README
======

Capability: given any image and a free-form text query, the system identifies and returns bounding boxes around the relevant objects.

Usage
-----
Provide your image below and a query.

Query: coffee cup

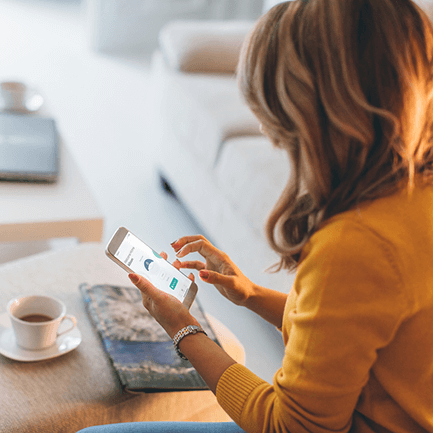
[0,81,43,113]
[7,295,77,351]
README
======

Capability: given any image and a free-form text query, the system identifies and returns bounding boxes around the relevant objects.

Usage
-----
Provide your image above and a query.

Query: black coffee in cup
[19,314,53,323]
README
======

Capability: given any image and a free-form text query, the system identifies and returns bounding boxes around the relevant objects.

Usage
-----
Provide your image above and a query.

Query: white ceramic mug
[7,295,77,350]
[0,81,43,113]
[0,81,28,112]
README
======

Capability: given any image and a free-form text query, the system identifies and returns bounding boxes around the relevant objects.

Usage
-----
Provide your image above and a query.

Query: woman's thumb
[129,273,140,285]
[129,273,156,296]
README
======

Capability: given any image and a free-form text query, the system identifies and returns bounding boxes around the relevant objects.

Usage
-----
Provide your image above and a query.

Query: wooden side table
[0,135,104,243]
[0,243,244,433]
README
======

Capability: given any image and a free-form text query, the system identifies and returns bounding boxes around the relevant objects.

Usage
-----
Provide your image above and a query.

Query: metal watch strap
[172,325,207,360]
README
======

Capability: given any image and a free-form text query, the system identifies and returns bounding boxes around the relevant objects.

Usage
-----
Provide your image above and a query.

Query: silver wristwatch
[172,325,207,360]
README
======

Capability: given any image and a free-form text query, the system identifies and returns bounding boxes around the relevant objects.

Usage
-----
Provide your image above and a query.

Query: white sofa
[148,20,294,375]
[147,0,433,298]
[149,19,296,297]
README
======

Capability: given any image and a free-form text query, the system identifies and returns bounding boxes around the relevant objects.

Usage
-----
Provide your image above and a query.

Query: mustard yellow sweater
[216,180,433,433]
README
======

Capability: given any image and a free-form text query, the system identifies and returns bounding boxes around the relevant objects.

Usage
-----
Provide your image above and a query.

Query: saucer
[0,312,81,362]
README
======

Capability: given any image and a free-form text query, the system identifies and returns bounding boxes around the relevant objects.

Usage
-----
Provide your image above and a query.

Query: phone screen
[114,232,192,303]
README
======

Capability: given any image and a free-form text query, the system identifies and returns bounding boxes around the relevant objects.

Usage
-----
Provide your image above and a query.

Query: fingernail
[129,273,139,284]
[199,270,209,280]
[171,240,178,246]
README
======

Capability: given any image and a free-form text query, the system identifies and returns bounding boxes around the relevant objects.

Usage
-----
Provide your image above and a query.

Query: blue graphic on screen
[144,259,153,271]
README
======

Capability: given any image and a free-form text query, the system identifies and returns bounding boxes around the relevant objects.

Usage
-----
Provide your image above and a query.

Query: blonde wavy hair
[238,0,433,271]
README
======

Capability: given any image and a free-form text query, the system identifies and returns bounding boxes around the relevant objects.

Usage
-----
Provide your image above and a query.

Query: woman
[80,0,433,432]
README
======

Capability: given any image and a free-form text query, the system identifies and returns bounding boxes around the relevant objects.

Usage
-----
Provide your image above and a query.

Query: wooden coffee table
[0,243,244,432]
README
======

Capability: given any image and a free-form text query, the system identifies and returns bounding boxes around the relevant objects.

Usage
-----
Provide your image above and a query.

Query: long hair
[237,0,433,271]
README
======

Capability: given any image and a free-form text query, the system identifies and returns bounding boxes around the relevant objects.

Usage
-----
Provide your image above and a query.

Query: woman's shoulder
[292,180,433,340]
[299,180,433,303]
[318,179,433,248]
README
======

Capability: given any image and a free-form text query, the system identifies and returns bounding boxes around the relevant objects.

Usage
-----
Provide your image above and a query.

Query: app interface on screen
[115,232,190,302]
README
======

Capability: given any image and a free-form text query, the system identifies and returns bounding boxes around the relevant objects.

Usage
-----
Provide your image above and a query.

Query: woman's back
[288,178,433,432]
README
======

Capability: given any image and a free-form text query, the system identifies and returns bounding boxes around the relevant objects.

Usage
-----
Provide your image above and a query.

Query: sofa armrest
[158,20,254,74]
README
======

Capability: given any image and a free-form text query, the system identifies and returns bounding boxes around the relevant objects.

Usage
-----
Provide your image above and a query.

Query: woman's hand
[171,235,256,307]
[128,252,200,339]
[130,250,237,394]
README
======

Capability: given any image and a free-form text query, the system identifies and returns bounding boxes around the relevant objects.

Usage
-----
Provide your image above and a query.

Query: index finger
[171,235,207,252]
[174,236,223,260]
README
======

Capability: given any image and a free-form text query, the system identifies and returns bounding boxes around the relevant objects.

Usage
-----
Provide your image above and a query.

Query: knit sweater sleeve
[216,217,408,433]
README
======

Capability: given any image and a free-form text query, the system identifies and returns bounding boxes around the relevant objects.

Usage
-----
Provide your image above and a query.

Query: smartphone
[105,227,198,309]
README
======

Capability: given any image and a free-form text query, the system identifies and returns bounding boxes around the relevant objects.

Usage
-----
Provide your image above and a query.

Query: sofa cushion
[151,51,260,168]
[262,0,289,12]
[159,20,254,74]
[215,136,290,236]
